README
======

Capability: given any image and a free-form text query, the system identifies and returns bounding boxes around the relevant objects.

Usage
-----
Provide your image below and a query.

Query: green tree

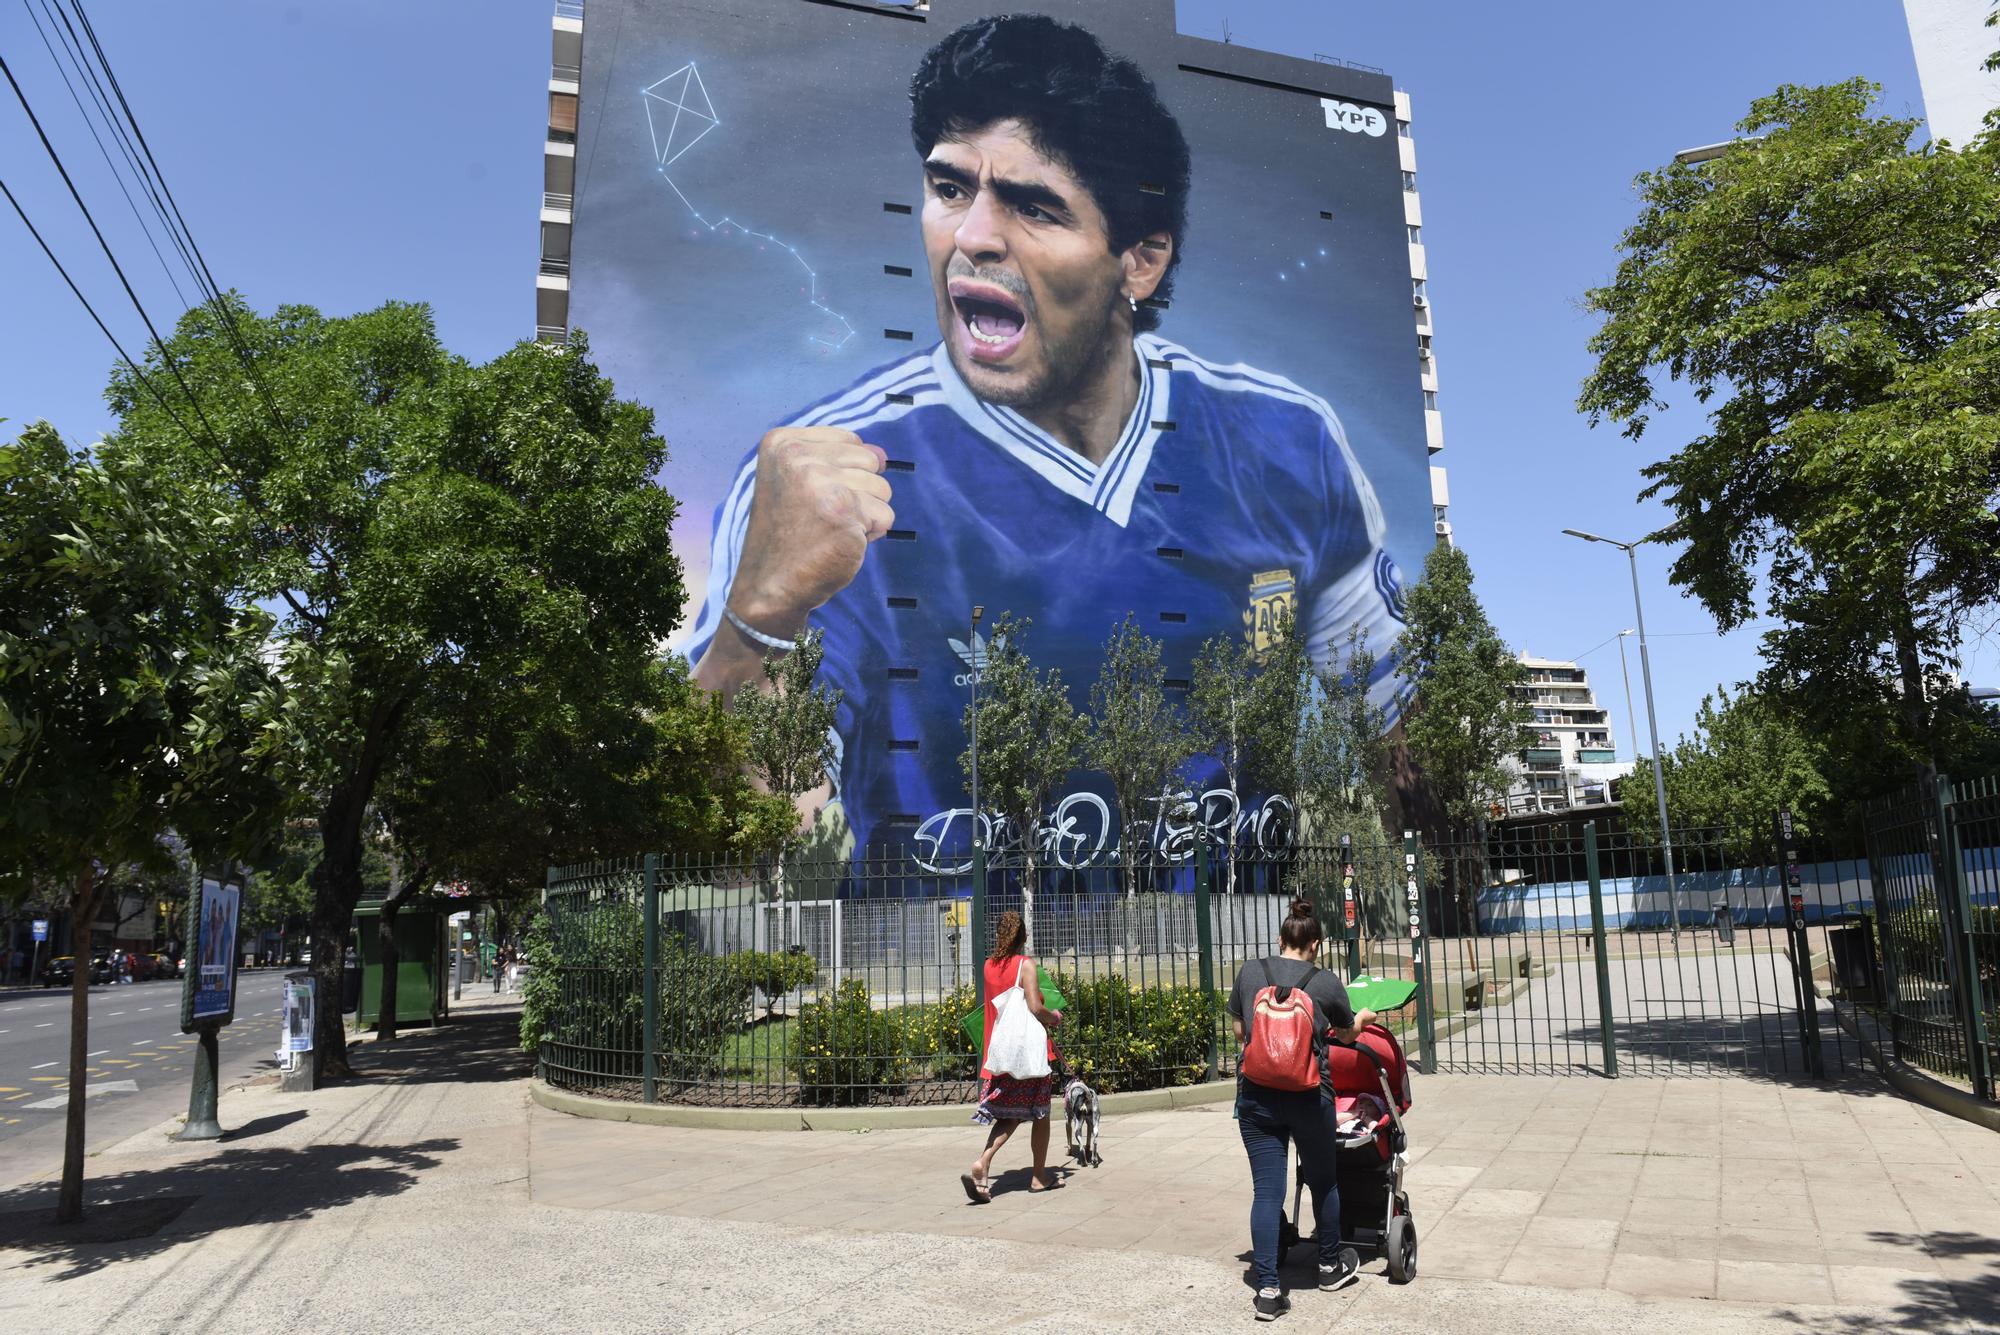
[1296,628,1396,936]
[1621,686,1835,854]
[958,614,1087,938]
[1188,612,1307,894]
[1579,80,2000,775]
[1087,615,1192,899]
[110,303,685,1076]
[1395,543,1530,930]
[0,423,280,1223]
[734,628,842,900]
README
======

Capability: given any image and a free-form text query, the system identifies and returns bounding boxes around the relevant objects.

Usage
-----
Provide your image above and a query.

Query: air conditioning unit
[1434,519,1452,536]
[1413,294,1428,309]
[1418,345,1433,360]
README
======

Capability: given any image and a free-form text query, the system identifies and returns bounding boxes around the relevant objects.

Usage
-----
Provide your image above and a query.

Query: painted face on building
[922,119,1142,415]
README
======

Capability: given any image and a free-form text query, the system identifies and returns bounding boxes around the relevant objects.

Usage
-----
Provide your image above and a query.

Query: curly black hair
[909,13,1191,332]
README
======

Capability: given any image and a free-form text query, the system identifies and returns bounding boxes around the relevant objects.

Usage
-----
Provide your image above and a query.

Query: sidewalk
[2,996,1995,1334]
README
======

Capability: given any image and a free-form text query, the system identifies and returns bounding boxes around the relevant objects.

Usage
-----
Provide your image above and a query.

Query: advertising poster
[284,976,316,1053]
[571,0,1434,868]
[190,877,240,1022]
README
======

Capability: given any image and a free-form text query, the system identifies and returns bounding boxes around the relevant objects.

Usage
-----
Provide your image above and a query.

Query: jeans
[1238,1079,1341,1291]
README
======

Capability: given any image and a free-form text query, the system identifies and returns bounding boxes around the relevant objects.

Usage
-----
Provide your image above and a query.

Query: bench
[1429,969,1485,1017]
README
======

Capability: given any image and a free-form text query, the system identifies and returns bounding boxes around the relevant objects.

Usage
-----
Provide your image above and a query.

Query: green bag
[960,965,1068,1051]
[1345,974,1419,1013]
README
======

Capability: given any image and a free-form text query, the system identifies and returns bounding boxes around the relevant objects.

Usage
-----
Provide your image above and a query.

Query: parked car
[149,952,180,979]
[40,955,75,987]
[87,953,116,985]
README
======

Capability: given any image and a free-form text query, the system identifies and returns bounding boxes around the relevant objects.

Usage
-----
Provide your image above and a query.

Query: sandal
[960,1172,992,1204]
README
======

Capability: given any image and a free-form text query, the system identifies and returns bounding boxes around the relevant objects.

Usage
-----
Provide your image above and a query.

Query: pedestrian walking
[1229,896,1375,1321]
[960,910,1062,1202]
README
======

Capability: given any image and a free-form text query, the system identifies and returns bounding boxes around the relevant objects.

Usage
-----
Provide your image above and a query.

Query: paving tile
[1521,1214,1620,1250]
[1471,1152,1571,1192]
[1500,1243,1612,1289]
[1715,1258,1836,1304]
[1624,1193,1720,1228]
[1605,1251,1717,1299]
[1713,1224,1821,1264]
[1617,1222,1720,1260]
[1828,1264,1954,1308]
[1535,1188,1629,1222]
[1447,1187,1545,1218]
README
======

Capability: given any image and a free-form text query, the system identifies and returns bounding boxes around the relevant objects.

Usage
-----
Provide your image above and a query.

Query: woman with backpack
[960,910,1062,1202]
[1229,896,1377,1320]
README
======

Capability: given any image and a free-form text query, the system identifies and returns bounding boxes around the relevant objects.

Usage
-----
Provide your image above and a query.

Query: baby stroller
[1277,1022,1417,1283]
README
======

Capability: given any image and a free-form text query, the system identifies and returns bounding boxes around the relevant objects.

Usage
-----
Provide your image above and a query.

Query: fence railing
[1865,775,1998,1099]
[529,795,1999,1107]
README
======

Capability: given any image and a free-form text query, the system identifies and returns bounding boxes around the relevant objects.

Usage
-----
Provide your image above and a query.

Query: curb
[531,1073,1238,1132]
[1830,1009,2000,1133]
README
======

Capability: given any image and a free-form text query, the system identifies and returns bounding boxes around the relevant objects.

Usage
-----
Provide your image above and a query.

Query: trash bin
[353,900,450,1027]
[341,953,362,1014]
[1713,900,1735,946]
[1827,923,1878,1003]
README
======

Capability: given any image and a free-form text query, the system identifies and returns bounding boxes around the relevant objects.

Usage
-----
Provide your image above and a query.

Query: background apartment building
[1502,655,1634,817]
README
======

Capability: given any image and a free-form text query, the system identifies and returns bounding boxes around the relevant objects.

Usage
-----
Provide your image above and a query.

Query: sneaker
[1318,1246,1361,1291]
[1253,1288,1290,1322]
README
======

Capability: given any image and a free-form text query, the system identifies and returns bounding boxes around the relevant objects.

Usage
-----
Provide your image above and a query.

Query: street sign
[31,919,48,942]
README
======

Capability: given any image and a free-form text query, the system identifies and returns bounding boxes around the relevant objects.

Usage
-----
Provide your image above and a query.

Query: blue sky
[2,0,1978,753]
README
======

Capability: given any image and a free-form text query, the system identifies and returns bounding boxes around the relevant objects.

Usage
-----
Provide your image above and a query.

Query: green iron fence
[1864,775,1998,1100]
[530,809,1933,1105]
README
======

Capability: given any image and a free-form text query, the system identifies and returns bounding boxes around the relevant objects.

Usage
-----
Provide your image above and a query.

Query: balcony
[1522,748,1562,765]
[1578,748,1616,764]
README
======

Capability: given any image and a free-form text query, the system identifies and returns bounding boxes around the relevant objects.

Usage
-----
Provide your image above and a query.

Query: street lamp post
[1563,529,1681,937]
[968,605,985,853]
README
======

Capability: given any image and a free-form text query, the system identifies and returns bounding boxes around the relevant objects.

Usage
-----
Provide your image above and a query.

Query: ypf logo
[1321,99,1387,136]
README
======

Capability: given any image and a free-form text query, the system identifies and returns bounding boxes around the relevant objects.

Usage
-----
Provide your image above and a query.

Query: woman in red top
[960,911,1062,1202]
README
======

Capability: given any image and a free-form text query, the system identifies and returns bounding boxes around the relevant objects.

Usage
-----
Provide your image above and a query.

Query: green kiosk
[351,898,454,1028]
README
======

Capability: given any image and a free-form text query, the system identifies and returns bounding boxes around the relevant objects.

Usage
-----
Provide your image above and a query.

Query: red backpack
[1239,960,1323,1092]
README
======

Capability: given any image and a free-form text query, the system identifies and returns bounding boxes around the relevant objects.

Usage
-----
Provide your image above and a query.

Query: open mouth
[948,278,1028,362]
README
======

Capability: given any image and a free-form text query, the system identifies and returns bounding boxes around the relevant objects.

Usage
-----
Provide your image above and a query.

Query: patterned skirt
[972,1073,1053,1124]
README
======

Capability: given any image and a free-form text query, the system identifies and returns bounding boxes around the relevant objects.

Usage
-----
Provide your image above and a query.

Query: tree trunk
[1891,610,1932,775]
[55,865,100,1225]
[376,886,404,1045]
[310,784,368,1079]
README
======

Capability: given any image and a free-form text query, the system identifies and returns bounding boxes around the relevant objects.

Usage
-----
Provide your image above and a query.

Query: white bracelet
[725,605,794,653]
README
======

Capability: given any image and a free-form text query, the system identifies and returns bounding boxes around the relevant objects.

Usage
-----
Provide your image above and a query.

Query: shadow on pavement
[1776,1230,1999,1332]
[338,1005,531,1087]
[0,1137,457,1280]
[220,1110,309,1142]
[1547,1018,1887,1090]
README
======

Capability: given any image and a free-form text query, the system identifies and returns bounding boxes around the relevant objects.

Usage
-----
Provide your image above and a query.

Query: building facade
[1501,655,1633,817]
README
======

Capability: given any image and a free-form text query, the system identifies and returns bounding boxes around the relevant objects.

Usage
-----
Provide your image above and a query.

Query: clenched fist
[725,426,894,639]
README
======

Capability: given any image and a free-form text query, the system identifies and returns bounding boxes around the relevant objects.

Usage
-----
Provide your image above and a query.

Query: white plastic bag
[985,968,1051,1079]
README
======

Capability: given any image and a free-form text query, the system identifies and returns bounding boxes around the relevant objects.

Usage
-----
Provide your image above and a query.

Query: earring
[1127,294,1138,312]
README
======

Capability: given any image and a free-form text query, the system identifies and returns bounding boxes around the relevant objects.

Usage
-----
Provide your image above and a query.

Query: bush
[794,979,897,1105]
[896,984,979,1082]
[725,948,819,1008]
[519,899,740,1086]
[1050,971,1218,1093]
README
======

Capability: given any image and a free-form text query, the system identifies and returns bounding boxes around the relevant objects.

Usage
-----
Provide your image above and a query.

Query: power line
[21,0,189,309]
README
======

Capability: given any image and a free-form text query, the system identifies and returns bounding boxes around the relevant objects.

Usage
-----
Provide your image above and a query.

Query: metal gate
[1864,776,1998,1100]
[1316,820,1871,1079]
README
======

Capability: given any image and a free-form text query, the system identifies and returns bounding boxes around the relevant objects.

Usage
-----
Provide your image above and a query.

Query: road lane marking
[140,1007,153,1012]
[21,1080,137,1111]
[88,1050,107,1057]
[0,1086,17,1093]
[4,1093,28,1101]
[30,1076,62,1083]
[133,1039,152,1046]
[31,1062,56,1070]
[34,1023,51,1028]
[109,1011,124,1016]
[103,1058,136,1066]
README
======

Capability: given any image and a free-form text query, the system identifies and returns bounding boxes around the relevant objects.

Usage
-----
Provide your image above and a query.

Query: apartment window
[1397,119,1412,139]
[1402,171,1417,193]
[1412,278,1427,302]
[1423,390,1438,411]
[1407,225,1422,245]
[1419,334,1433,351]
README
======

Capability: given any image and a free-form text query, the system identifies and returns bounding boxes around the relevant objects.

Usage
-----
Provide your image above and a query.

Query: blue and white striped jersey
[681,332,1410,861]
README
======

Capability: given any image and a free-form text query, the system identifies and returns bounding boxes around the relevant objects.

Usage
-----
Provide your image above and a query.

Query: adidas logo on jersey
[948,630,991,689]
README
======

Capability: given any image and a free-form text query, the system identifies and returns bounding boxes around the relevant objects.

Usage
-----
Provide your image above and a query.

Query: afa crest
[1243,568,1297,660]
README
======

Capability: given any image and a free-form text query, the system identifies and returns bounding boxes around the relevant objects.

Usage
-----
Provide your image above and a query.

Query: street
[0,973,290,1185]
